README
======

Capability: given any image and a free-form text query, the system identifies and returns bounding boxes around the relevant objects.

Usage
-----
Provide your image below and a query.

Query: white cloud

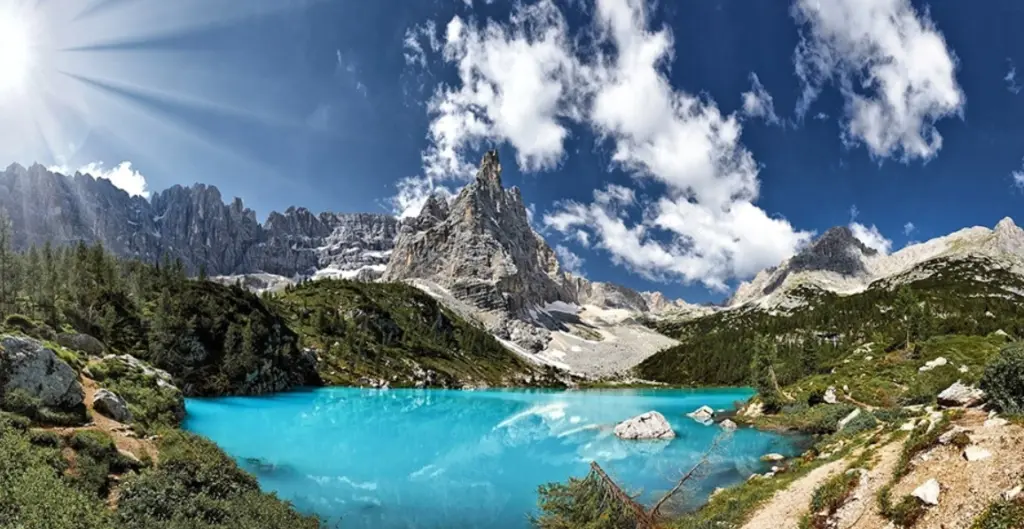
[792,0,964,161]
[422,3,582,181]
[51,161,150,198]
[392,175,453,219]
[1013,161,1024,191]
[903,221,916,235]
[554,245,585,274]
[850,221,892,255]
[1006,60,1021,95]
[401,0,813,289]
[849,204,860,221]
[403,20,440,68]
[740,73,780,125]
[814,112,828,121]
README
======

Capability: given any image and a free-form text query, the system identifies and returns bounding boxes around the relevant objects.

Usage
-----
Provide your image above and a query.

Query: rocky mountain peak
[383,151,575,347]
[789,225,877,275]
[476,149,503,189]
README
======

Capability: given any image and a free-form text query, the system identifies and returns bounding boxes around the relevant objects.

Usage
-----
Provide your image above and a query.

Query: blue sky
[3,0,1024,303]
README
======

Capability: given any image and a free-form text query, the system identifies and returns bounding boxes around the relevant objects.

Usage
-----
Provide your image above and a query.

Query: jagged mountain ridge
[728,217,1024,310]
[0,163,398,279]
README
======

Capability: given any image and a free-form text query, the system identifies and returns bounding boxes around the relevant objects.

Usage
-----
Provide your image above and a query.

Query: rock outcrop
[57,333,106,356]
[0,335,85,409]
[0,164,399,278]
[93,389,134,423]
[613,411,676,440]
[937,381,986,408]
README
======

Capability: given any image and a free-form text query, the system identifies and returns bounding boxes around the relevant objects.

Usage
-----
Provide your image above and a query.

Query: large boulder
[614,411,676,440]
[56,333,106,356]
[937,381,986,408]
[0,335,84,409]
[93,389,133,423]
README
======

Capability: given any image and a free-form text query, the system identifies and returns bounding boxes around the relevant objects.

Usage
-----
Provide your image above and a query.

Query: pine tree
[0,211,15,319]
[750,336,785,412]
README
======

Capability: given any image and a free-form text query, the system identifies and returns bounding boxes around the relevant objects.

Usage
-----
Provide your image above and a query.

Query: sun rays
[0,0,317,184]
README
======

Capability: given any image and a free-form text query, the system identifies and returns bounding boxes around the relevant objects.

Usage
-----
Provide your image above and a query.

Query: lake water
[184,387,800,529]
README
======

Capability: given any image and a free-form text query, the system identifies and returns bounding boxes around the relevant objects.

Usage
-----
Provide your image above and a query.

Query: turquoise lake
[184,387,801,529]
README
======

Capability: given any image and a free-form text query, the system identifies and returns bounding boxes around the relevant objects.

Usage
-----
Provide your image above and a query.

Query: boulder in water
[613,411,676,440]
[686,405,714,424]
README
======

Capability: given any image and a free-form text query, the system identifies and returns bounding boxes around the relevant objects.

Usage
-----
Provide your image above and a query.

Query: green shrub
[838,411,878,437]
[4,313,37,333]
[1,388,42,417]
[950,431,972,449]
[970,497,1024,529]
[29,430,63,448]
[805,471,861,529]
[0,410,32,431]
[981,343,1024,414]
[880,491,927,528]
[116,431,319,529]
[0,420,110,529]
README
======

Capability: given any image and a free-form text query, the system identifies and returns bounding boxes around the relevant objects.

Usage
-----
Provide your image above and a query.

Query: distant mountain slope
[730,218,1024,309]
[268,279,567,388]
[0,163,398,278]
[639,254,1024,386]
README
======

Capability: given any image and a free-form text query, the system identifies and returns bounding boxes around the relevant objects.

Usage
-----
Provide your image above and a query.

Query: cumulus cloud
[740,73,780,125]
[903,221,916,236]
[792,0,964,161]
[423,3,583,181]
[51,161,150,198]
[850,221,892,255]
[1006,60,1022,95]
[554,245,585,274]
[401,0,813,289]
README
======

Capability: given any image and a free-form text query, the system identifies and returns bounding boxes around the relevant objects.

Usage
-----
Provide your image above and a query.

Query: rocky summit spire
[476,150,502,188]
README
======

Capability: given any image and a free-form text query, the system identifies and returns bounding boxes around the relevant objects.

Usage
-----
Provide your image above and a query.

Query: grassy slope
[271,279,559,388]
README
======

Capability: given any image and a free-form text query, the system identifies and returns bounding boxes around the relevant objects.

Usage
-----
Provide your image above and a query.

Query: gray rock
[1004,485,1023,501]
[937,381,986,408]
[93,389,133,423]
[837,408,862,431]
[56,333,106,356]
[824,386,837,404]
[614,411,676,440]
[938,425,971,445]
[0,335,84,409]
[719,419,738,431]
[919,357,949,372]
[760,453,786,462]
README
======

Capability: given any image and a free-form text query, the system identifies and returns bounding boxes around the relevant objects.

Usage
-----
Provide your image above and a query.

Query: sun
[0,11,32,95]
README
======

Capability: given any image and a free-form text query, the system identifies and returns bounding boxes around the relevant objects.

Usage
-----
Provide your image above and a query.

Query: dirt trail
[740,457,849,529]
[739,410,1024,529]
[38,377,158,463]
[883,409,1024,529]
[833,438,903,529]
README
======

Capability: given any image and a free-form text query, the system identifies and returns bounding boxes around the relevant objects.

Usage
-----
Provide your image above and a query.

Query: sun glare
[0,11,31,95]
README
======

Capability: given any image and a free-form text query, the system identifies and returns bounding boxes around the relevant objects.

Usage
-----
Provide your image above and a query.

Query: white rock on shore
[614,411,676,440]
[719,419,737,431]
[912,479,941,505]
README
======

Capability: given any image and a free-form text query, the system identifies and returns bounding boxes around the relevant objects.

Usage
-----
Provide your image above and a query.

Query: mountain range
[4,154,1024,377]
